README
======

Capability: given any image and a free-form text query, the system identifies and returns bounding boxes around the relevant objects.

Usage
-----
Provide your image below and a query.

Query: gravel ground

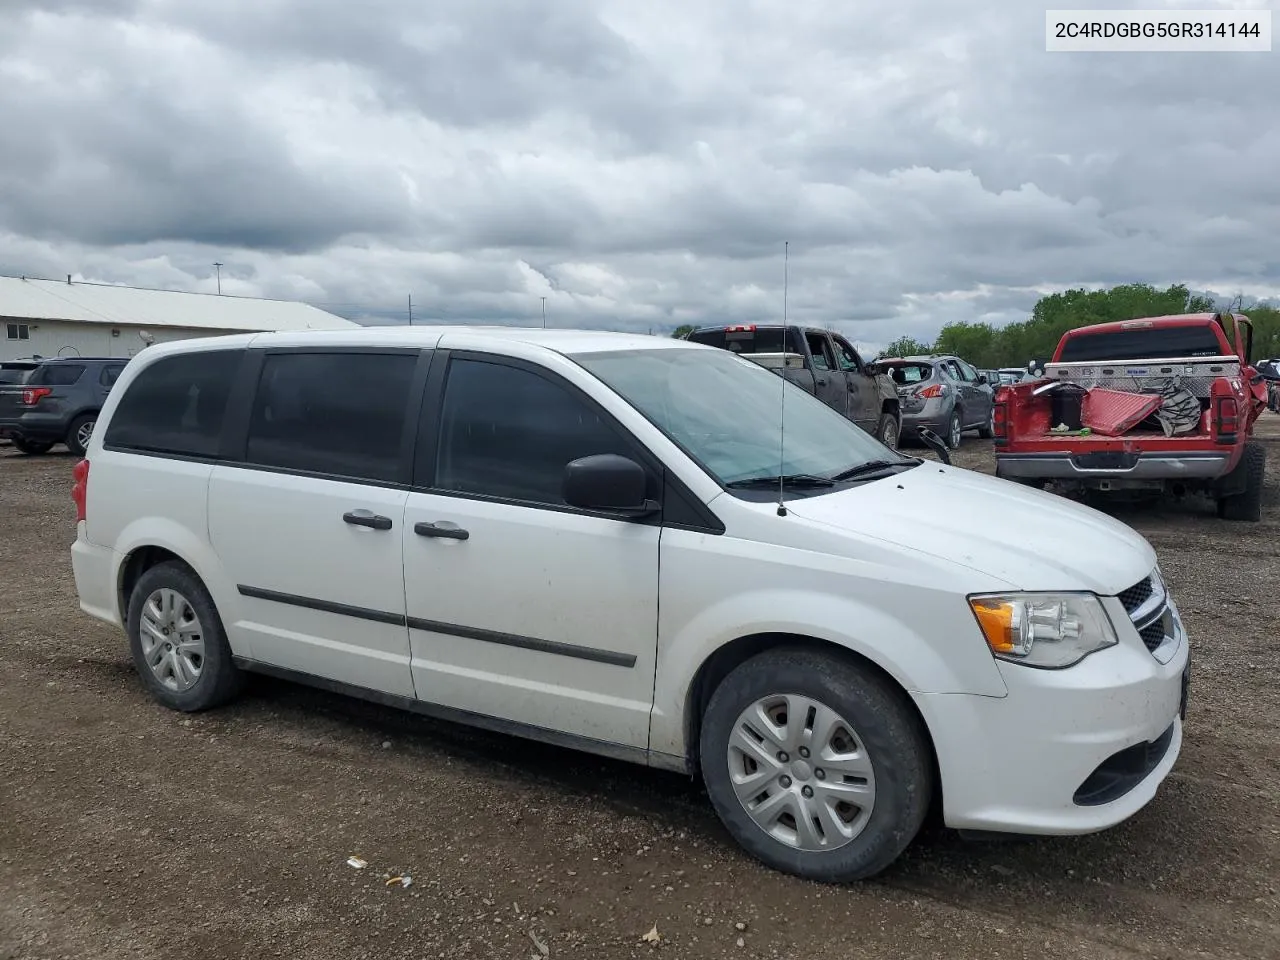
[1,421,1278,960]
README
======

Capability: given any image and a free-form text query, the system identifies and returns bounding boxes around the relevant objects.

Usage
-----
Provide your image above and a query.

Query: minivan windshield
[573,346,905,486]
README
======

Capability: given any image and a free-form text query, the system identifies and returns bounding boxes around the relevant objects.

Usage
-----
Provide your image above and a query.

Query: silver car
[874,355,995,449]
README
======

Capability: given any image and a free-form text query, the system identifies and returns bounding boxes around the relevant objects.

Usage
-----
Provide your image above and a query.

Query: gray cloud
[0,0,1277,355]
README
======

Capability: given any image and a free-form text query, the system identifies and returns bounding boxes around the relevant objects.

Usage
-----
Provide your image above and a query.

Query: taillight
[724,324,756,332]
[72,459,89,522]
[917,383,946,399]
[1215,396,1239,438]
[994,400,1009,438]
[21,387,52,406]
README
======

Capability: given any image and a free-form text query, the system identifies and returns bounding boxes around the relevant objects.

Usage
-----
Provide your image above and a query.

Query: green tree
[927,283,1221,367]
[877,335,932,359]
[671,324,696,339]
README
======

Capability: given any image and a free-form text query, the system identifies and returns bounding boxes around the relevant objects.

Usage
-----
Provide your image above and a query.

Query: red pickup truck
[994,312,1268,520]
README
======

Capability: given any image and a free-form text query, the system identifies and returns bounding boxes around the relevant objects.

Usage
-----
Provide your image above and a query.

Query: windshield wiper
[829,459,915,482]
[725,473,835,489]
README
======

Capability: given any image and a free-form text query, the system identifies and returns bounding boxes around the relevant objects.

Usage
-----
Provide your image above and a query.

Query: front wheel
[699,648,933,883]
[877,412,900,450]
[977,408,995,440]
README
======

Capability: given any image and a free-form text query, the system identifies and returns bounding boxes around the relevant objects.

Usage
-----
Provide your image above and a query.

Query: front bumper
[995,451,1229,482]
[916,598,1189,835]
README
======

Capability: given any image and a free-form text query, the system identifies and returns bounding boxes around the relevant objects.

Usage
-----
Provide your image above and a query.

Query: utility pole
[540,296,547,328]
[408,294,413,325]
[213,262,223,295]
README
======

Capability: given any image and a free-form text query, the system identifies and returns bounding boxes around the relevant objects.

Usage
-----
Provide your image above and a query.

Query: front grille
[1118,570,1171,658]
[1139,620,1165,652]
[1118,577,1153,616]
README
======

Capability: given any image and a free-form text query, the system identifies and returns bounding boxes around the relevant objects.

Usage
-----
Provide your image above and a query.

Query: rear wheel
[699,648,933,883]
[13,438,55,455]
[877,412,900,450]
[946,411,963,449]
[1216,442,1265,522]
[126,561,244,712]
[65,413,97,457]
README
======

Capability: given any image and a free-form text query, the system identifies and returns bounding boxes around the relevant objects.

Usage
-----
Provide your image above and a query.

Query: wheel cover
[883,419,898,450]
[949,414,962,447]
[76,420,95,449]
[139,588,206,692]
[726,694,876,852]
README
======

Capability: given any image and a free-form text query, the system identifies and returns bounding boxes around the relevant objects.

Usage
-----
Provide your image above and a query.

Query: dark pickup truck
[687,324,903,448]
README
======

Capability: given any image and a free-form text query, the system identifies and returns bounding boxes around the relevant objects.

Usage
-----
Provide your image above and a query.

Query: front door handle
[816,377,828,386]
[343,510,392,531]
[414,521,469,541]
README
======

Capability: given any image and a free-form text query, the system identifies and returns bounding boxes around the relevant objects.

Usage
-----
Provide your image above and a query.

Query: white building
[0,275,356,361]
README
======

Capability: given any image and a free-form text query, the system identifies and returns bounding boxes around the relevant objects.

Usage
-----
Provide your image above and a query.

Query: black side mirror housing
[563,454,657,516]
[977,374,989,385]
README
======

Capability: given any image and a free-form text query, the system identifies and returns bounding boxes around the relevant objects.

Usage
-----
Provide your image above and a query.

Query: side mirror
[977,374,989,385]
[563,454,657,516]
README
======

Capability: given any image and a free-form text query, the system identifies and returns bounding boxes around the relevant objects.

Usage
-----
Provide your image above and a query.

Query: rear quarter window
[33,363,86,386]
[103,350,242,457]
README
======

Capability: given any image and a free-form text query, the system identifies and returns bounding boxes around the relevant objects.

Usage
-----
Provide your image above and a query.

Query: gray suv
[872,355,995,449]
[0,357,129,456]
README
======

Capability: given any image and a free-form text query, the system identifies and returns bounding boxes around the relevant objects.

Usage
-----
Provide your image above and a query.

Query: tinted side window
[435,358,638,506]
[36,363,86,386]
[104,351,241,456]
[955,360,978,382]
[101,364,125,387]
[246,351,416,484]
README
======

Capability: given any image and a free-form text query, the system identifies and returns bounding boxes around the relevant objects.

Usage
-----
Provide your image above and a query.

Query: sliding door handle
[343,510,393,531]
[414,521,469,540]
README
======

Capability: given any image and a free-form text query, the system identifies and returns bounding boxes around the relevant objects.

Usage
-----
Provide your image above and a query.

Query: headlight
[968,593,1119,669]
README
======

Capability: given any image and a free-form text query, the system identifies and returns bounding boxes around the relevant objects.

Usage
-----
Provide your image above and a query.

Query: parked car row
[0,356,127,456]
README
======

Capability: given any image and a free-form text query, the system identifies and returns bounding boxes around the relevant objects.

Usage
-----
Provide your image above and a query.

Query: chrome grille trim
[1118,568,1175,659]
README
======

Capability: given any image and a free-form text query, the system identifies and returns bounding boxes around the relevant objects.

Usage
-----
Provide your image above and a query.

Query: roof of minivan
[170,325,707,356]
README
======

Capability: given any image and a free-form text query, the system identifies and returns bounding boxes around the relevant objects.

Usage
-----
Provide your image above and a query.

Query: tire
[13,438,55,455]
[126,561,244,712]
[945,410,963,449]
[699,647,933,883]
[1215,441,1265,522]
[977,408,995,440]
[65,412,97,457]
[876,412,900,451]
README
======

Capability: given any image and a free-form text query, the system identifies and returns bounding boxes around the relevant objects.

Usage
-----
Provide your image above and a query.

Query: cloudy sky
[0,0,1277,352]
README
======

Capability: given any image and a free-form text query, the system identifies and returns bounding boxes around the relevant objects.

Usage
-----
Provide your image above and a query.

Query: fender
[648,586,1009,758]
[111,515,250,658]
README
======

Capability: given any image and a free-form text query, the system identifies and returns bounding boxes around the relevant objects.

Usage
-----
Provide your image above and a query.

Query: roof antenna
[777,241,790,517]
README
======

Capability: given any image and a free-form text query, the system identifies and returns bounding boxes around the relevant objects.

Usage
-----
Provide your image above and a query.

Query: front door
[208,348,423,699]
[831,334,878,432]
[804,332,847,415]
[402,352,660,750]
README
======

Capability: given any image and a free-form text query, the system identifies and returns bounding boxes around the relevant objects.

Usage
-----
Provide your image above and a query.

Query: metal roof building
[1,275,356,361]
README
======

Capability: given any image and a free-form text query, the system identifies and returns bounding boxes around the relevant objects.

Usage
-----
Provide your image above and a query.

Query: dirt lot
[2,423,1278,960]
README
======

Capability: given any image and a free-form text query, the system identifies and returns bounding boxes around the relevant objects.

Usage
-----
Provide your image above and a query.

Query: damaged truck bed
[993,313,1269,520]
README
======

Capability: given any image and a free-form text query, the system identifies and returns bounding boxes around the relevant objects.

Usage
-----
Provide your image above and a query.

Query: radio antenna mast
[777,241,790,517]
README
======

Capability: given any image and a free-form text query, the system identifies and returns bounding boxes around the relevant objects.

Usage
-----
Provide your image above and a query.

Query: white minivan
[70,327,1190,882]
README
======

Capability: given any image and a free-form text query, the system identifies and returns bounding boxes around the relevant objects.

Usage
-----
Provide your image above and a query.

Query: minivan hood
[785,463,1155,595]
